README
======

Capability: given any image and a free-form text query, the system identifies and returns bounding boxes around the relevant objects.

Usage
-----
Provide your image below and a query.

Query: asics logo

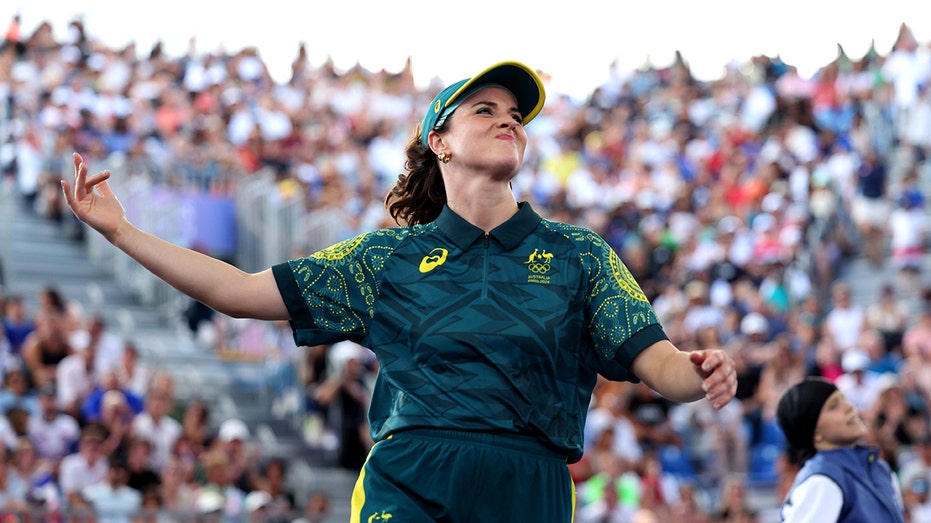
[419,248,448,273]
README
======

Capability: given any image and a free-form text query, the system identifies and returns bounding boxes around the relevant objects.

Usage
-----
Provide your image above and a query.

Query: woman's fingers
[67,152,111,203]
[72,152,89,201]
[60,179,73,206]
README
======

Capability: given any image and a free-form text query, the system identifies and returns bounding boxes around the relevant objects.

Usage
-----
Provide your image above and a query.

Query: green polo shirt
[272,202,666,462]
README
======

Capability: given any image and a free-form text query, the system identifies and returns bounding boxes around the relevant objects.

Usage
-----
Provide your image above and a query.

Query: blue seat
[759,419,787,447]
[659,444,697,479]
[748,443,781,485]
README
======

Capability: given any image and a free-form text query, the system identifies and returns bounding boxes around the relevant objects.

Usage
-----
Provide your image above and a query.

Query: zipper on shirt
[482,233,490,298]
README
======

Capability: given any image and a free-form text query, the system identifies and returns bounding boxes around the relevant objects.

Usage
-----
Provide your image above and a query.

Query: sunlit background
[5,0,929,99]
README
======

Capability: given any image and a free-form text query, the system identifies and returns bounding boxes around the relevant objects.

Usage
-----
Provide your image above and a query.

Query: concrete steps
[0,178,356,517]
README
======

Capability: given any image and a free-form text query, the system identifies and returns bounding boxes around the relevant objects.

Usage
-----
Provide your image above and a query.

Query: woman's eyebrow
[468,100,520,114]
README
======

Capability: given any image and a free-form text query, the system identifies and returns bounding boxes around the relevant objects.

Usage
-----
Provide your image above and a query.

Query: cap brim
[444,61,545,126]
[420,61,546,148]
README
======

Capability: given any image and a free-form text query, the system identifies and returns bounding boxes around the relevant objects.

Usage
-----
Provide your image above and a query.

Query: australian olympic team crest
[525,248,553,284]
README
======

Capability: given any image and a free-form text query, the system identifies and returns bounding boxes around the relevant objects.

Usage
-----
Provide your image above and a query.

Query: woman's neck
[446,187,518,233]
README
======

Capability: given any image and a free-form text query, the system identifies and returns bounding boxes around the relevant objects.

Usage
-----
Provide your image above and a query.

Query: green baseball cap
[420,60,546,148]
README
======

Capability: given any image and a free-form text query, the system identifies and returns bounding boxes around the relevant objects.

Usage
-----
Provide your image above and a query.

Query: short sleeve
[583,233,663,363]
[272,231,392,346]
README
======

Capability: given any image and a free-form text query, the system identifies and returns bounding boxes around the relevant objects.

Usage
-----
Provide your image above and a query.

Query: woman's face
[438,86,526,180]
[814,390,866,450]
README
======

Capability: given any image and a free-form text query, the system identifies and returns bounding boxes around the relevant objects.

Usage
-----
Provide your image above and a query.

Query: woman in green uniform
[63,60,737,523]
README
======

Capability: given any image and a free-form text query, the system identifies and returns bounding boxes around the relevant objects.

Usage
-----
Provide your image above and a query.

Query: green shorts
[350,428,576,522]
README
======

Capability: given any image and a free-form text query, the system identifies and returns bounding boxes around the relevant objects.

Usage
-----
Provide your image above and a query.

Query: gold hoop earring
[437,152,451,164]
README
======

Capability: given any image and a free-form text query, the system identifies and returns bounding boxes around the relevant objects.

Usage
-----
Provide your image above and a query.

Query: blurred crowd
[2,11,931,523]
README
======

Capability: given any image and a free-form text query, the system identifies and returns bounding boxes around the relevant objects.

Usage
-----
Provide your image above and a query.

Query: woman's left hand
[689,349,738,410]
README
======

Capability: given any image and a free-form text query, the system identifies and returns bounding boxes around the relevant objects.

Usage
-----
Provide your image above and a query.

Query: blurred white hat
[244,490,272,513]
[218,418,250,443]
[842,350,870,373]
[195,489,225,514]
[740,312,768,336]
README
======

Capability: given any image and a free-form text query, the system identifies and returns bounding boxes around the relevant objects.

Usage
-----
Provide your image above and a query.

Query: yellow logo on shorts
[368,510,393,522]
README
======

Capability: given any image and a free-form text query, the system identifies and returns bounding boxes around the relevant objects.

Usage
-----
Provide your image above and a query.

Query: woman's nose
[497,115,517,128]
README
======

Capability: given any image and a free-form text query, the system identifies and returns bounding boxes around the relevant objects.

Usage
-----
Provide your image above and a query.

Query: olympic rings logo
[527,263,551,274]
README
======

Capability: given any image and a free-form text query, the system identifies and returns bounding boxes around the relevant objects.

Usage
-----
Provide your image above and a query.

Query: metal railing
[0,506,311,522]
[79,155,312,429]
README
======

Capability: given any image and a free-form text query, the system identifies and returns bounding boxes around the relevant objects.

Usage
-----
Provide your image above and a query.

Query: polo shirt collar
[436,202,542,251]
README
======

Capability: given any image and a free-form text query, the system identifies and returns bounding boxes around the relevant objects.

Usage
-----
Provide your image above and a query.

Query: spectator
[170,434,202,480]
[26,382,80,465]
[576,453,638,523]
[114,341,154,399]
[573,422,623,485]
[626,382,679,453]
[822,281,865,354]
[302,343,331,446]
[901,437,931,522]
[901,433,931,482]
[712,473,757,522]
[58,424,109,506]
[158,456,199,517]
[898,360,931,440]
[184,298,217,341]
[55,331,98,420]
[670,386,747,483]
[0,368,40,418]
[7,436,58,508]
[850,147,889,267]
[865,283,910,354]
[124,437,161,494]
[131,376,182,469]
[214,417,261,493]
[903,306,931,361]
[835,349,884,414]
[860,328,902,375]
[137,487,168,523]
[0,447,28,515]
[682,280,724,338]
[887,169,927,274]
[1,407,30,449]
[194,448,246,523]
[2,294,34,355]
[250,456,296,522]
[585,384,644,468]
[863,381,913,468]
[730,312,771,446]
[20,302,73,389]
[290,491,331,523]
[180,398,211,451]
[81,370,144,425]
[756,337,805,436]
[72,315,124,380]
[77,457,142,523]
[903,474,931,523]
[244,490,273,522]
[811,334,845,383]
[665,481,711,523]
[313,342,372,470]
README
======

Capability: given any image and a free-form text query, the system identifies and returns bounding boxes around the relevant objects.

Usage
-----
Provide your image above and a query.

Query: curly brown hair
[384,127,447,226]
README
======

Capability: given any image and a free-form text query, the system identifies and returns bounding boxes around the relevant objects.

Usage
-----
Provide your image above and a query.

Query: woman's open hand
[61,152,127,241]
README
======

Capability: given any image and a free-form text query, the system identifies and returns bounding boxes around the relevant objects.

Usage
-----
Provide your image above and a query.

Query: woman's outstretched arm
[62,152,289,321]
